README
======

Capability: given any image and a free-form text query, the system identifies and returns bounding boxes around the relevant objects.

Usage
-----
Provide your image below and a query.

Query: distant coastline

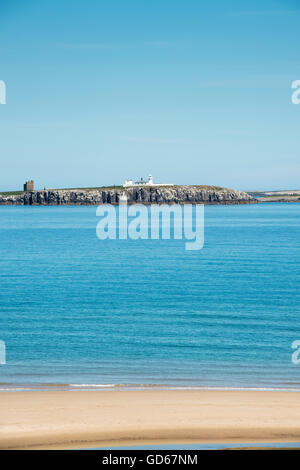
[0,185,255,206]
[249,190,300,203]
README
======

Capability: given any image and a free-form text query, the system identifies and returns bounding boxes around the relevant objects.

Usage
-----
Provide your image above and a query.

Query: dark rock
[0,186,256,206]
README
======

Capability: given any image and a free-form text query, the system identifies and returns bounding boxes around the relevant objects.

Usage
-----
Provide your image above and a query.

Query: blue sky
[0,0,299,191]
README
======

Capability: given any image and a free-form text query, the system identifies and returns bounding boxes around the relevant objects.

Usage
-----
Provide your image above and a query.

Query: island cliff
[0,186,254,205]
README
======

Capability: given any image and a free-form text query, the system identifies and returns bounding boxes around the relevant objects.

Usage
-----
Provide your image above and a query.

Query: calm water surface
[0,203,299,390]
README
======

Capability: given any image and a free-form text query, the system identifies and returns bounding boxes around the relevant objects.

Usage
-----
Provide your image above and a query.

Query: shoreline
[1,390,300,450]
[1,200,299,206]
[0,200,257,206]
[2,383,300,392]
[0,185,255,206]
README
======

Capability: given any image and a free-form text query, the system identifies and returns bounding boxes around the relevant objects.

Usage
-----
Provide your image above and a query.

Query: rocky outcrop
[0,186,255,205]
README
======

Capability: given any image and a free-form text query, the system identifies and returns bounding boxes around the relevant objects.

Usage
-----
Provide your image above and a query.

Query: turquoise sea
[0,203,299,391]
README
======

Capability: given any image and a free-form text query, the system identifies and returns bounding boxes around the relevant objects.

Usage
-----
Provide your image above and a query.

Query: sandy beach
[0,390,300,449]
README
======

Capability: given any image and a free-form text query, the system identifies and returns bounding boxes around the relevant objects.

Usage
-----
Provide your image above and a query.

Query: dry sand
[1,390,300,449]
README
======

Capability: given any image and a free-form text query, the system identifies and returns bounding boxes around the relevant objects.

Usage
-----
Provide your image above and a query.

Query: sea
[0,202,299,392]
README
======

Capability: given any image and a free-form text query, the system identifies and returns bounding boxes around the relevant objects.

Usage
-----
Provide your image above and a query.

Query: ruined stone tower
[23,180,34,192]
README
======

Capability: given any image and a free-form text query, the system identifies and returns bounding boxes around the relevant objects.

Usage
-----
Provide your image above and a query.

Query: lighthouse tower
[147,174,153,185]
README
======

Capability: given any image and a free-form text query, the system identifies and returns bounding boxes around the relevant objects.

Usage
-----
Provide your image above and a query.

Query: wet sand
[1,390,300,450]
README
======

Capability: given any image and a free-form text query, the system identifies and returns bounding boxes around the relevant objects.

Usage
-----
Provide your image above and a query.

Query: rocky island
[248,190,300,203]
[0,185,255,205]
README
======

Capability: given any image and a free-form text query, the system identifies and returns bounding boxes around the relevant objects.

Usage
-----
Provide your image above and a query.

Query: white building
[123,174,173,188]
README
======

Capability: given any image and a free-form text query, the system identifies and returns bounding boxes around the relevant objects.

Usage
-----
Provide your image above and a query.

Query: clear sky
[0,0,299,191]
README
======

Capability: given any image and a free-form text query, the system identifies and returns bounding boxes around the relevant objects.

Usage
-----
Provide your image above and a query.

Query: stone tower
[23,180,34,192]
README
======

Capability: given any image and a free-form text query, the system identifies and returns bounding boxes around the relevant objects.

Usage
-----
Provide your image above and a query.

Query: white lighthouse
[123,174,173,188]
